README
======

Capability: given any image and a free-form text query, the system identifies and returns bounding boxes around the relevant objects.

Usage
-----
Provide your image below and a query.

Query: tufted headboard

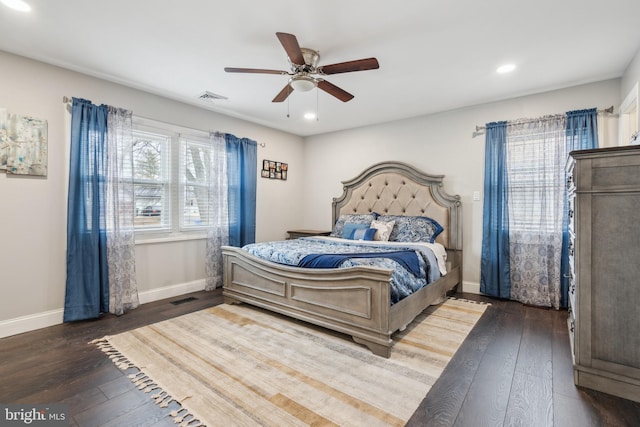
[332,161,462,250]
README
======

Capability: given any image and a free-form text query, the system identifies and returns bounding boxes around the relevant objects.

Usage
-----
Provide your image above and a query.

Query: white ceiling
[1,0,640,137]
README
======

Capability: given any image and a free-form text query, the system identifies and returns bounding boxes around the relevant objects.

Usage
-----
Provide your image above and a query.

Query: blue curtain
[225,134,257,247]
[560,108,598,307]
[480,121,512,299]
[64,98,110,321]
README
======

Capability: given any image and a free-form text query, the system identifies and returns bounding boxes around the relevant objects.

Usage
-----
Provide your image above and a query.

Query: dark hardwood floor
[1,289,639,426]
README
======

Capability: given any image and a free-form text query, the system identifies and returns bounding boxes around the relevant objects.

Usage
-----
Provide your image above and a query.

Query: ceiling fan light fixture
[225,32,378,103]
[289,75,317,92]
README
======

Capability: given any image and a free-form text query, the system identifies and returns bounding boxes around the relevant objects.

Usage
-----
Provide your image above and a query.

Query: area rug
[93,298,489,426]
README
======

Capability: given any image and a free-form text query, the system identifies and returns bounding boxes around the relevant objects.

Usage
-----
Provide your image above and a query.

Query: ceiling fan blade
[224,67,287,75]
[272,84,294,102]
[276,32,305,65]
[317,80,354,102]
[320,58,380,75]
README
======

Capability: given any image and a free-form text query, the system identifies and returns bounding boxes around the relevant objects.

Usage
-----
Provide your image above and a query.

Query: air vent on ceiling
[198,91,228,101]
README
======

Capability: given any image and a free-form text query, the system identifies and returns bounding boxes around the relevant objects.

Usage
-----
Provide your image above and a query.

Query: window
[505,127,567,234]
[180,136,216,229]
[132,130,171,230]
[132,119,219,236]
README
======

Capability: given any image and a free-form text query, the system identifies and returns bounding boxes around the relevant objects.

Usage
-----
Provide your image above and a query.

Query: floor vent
[170,296,198,305]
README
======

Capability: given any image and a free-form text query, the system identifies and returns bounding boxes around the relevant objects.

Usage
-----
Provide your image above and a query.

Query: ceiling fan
[224,32,379,103]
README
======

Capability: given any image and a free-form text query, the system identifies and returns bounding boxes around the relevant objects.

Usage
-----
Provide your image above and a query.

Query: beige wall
[619,46,640,145]
[0,51,304,336]
[621,46,640,101]
[302,79,621,293]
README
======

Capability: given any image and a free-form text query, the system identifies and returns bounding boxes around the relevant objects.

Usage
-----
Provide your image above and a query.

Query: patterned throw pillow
[330,213,378,238]
[377,215,443,243]
[370,219,395,241]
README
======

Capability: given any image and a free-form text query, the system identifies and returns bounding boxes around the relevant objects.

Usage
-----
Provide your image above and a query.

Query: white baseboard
[0,279,207,339]
[0,308,64,339]
[462,281,480,294]
[138,279,207,304]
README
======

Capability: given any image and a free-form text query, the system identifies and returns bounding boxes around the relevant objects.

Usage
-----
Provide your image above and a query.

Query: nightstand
[286,229,331,239]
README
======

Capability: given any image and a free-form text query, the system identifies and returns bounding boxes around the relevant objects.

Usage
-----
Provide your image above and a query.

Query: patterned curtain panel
[205,133,229,291]
[64,98,138,321]
[105,106,139,315]
[506,116,567,308]
[204,133,257,290]
[481,109,598,309]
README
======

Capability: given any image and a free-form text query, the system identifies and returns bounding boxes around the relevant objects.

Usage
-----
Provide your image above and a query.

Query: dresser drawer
[568,272,576,318]
[590,156,640,189]
[566,157,576,193]
[568,301,576,359]
[567,234,575,263]
[567,196,575,234]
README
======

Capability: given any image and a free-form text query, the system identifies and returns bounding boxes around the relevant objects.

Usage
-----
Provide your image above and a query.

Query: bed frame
[222,161,462,357]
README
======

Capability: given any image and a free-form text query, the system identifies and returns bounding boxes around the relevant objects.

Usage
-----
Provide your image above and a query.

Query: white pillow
[371,220,395,241]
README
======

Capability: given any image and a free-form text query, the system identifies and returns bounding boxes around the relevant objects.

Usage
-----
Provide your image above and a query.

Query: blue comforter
[242,237,444,304]
[298,250,422,277]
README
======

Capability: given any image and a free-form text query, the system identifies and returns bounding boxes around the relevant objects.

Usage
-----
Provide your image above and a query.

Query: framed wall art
[0,108,48,176]
[261,159,288,180]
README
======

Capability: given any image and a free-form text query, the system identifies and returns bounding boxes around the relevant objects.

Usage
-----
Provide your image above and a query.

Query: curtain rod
[474,106,615,132]
[62,96,267,148]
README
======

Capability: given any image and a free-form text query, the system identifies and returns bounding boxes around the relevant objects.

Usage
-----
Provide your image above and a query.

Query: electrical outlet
[473,191,480,201]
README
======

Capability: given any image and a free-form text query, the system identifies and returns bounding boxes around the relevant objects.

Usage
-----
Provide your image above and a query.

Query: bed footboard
[222,246,396,356]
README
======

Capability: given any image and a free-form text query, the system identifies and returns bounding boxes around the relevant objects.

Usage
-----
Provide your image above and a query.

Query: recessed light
[1,0,31,12]
[497,63,516,74]
[304,112,316,120]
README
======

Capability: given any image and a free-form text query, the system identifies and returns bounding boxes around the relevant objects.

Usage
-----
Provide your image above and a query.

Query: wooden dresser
[567,145,640,403]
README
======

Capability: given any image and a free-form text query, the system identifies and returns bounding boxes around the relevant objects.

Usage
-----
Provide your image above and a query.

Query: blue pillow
[342,222,369,239]
[350,227,377,241]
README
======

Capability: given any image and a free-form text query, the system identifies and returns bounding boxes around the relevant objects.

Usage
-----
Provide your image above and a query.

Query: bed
[222,161,462,357]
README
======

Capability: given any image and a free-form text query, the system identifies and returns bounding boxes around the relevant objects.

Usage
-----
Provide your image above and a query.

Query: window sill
[135,232,208,245]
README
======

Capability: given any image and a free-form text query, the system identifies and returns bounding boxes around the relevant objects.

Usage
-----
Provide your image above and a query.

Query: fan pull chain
[286,94,290,118]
